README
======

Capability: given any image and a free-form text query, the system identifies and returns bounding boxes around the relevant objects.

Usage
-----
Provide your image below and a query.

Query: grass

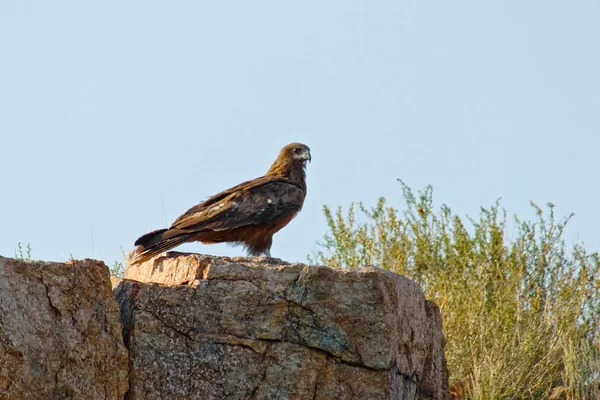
[14,242,32,261]
[311,180,600,399]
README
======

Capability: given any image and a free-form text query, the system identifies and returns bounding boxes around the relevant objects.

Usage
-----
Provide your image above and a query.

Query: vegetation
[311,180,600,399]
[14,242,32,261]
[110,261,125,278]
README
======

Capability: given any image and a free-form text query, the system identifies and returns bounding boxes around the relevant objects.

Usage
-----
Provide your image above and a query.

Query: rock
[0,256,129,400]
[117,252,449,399]
[110,275,124,289]
[418,301,449,400]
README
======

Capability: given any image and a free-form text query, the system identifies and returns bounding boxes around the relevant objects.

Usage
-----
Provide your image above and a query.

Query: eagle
[130,142,311,265]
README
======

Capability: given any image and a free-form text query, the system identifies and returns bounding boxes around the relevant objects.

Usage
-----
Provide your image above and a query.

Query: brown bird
[130,142,311,264]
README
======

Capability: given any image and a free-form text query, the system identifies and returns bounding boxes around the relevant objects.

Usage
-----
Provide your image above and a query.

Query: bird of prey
[130,142,311,264]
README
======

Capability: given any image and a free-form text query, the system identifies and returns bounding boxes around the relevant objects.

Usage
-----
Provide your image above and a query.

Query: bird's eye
[293,148,299,153]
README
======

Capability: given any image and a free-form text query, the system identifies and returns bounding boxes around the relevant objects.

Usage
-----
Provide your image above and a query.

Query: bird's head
[283,142,311,165]
[266,142,311,181]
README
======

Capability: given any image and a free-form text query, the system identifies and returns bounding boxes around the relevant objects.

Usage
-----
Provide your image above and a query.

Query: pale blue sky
[1,1,599,267]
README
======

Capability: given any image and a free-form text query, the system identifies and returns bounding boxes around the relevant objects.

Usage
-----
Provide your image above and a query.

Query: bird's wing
[171,177,305,232]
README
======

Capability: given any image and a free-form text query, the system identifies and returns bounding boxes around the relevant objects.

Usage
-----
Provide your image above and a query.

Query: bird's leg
[264,249,271,257]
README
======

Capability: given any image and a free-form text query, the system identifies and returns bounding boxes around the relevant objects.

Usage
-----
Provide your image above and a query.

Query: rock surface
[0,256,129,400]
[117,251,449,400]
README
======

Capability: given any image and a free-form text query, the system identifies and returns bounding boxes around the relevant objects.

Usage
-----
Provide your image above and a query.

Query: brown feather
[130,143,310,264]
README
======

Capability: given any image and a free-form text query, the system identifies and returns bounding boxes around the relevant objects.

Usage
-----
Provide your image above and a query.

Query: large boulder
[117,252,449,399]
[0,256,129,399]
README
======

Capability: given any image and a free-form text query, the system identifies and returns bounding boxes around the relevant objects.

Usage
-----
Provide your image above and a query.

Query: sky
[1,1,599,267]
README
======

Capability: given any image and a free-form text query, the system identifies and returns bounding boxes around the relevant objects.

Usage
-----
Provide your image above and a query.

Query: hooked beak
[302,149,311,163]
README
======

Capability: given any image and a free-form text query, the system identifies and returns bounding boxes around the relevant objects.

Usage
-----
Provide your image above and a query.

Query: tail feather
[131,228,193,265]
[134,228,169,247]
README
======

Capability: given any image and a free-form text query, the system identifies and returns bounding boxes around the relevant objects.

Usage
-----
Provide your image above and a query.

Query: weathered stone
[314,358,392,399]
[0,256,129,400]
[417,301,450,400]
[118,252,449,399]
[110,275,123,289]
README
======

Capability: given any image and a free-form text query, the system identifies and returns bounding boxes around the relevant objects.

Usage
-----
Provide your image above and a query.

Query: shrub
[311,180,600,399]
[110,261,125,278]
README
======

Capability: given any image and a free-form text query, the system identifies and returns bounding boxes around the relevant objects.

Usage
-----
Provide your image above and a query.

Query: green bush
[311,180,600,399]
